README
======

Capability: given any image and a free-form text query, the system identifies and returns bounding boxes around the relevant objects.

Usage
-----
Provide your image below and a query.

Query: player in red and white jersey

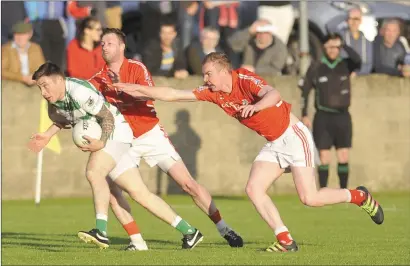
[88,29,243,249]
[114,52,384,252]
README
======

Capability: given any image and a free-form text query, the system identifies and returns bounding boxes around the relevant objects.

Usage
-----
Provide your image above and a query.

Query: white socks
[345,189,352,203]
[171,216,182,228]
[274,226,289,236]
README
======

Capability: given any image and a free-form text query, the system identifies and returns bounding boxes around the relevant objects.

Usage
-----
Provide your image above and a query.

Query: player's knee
[181,178,200,197]
[85,169,104,184]
[128,187,150,205]
[245,183,261,201]
[299,194,322,207]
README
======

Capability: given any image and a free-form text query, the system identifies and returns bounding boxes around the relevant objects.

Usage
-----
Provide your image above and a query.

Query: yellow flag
[39,99,62,154]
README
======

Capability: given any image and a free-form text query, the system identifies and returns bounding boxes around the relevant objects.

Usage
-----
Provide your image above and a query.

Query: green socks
[172,216,195,235]
[96,214,108,236]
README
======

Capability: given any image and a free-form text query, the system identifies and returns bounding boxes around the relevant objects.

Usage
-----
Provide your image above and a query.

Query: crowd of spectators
[2,1,409,87]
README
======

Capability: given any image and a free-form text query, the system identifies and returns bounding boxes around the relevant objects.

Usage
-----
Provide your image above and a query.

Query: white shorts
[254,122,315,168]
[111,124,181,180]
[102,140,133,180]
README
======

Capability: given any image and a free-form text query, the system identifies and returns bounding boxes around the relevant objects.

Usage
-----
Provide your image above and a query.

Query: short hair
[201,27,220,40]
[323,32,343,44]
[348,7,362,18]
[102,28,126,45]
[381,18,402,30]
[77,16,100,42]
[32,62,65,81]
[202,52,232,71]
[160,17,177,31]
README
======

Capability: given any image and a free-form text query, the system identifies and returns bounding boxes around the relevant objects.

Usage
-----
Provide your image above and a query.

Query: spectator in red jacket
[66,17,105,79]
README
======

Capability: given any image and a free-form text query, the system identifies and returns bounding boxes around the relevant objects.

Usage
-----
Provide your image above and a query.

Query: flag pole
[35,149,44,205]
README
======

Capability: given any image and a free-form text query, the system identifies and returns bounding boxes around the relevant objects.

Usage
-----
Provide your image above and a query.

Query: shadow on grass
[1,232,184,251]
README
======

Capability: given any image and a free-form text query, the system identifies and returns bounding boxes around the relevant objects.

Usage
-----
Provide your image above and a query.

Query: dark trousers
[38,20,66,70]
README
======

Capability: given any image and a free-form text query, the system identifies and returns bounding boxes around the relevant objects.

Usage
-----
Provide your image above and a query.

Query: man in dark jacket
[186,27,222,75]
[299,33,361,189]
[142,21,188,79]
[373,19,407,77]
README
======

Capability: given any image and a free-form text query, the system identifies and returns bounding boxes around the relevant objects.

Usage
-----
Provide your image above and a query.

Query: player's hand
[78,136,105,152]
[249,20,269,35]
[301,116,312,129]
[238,104,258,118]
[28,133,51,153]
[22,75,36,86]
[174,70,189,79]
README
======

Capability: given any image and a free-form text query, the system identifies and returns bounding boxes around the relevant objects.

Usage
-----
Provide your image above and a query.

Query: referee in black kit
[299,33,361,189]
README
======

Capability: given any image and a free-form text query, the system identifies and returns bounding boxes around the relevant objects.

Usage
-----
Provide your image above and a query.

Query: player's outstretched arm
[28,123,61,153]
[114,83,198,102]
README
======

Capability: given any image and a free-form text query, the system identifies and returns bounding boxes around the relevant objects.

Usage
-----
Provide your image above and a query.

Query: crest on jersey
[86,97,95,107]
[196,86,209,92]
[242,99,249,106]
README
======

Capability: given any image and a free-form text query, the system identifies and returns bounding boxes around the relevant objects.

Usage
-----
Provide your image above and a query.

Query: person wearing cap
[227,19,288,75]
[1,22,45,86]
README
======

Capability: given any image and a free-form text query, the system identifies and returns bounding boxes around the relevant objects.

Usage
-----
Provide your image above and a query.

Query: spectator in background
[199,1,241,68]
[339,8,373,76]
[24,1,67,70]
[257,1,294,45]
[179,1,200,50]
[186,27,222,75]
[66,17,105,80]
[1,1,27,45]
[67,1,107,27]
[67,1,122,29]
[228,19,288,75]
[142,21,188,79]
[1,22,45,86]
[373,19,407,77]
[140,1,179,47]
[105,2,123,29]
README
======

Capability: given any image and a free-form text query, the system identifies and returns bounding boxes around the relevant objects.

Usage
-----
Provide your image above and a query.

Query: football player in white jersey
[28,62,204,250]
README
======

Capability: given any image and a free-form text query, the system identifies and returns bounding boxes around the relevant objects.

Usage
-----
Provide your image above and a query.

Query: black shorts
[313,111,352,150]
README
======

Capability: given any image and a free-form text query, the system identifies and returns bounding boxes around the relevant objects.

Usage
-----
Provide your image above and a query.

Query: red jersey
[192,68,291,141]
[89,58,159,138]
[66,39,105,80]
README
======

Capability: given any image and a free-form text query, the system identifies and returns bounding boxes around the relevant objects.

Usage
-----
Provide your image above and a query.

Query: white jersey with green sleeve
[51,77,133,143]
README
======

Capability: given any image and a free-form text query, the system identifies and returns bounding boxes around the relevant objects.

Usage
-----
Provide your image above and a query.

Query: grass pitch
[2,193,410,265]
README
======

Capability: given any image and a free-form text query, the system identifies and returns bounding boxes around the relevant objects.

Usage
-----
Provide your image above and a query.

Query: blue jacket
[339,28,373,75]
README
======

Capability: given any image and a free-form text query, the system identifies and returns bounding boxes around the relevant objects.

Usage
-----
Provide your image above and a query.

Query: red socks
[123,221,140,236]
[349,189,366,206]
[209,210,222,224]
[277,231,293,245]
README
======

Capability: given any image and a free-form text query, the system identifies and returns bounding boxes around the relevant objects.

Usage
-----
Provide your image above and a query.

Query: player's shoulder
[89,67,105,81]
[66,77,98,97]
[235,68,266,87]
[125,58,149,71]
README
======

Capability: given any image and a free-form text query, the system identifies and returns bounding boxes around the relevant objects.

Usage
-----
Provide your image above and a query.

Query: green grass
[2,193,410,265]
